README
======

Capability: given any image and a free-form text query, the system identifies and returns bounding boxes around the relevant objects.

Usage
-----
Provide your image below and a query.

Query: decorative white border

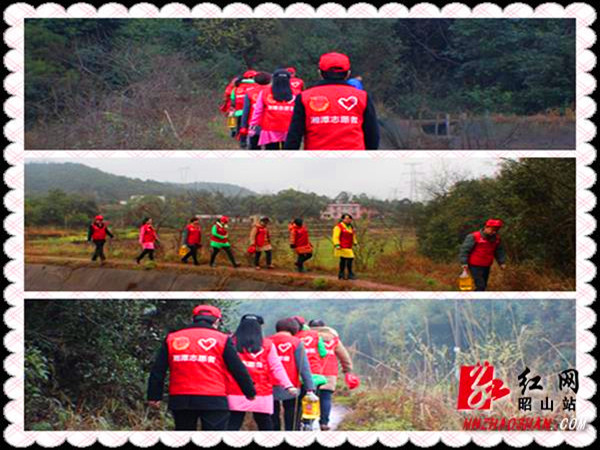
[3,2,597,447]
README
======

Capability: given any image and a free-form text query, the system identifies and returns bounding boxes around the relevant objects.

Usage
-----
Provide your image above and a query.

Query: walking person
[286,66,305,95]
[288,218,313,272]
[181,217,202,266]
[250,217,274,270]
[284,52,379,150]
[269,317,318,431]
[249,68,296,150]
[147,305,256,431]
[240,72,272,149]
[136,217,158,264]
[309,319,357,431]
[230,70,258,146]
[459,218,507,291]
[226,314,298,431]
[209,216,240,268]
[87,215,113,263]
[332,214,358,280]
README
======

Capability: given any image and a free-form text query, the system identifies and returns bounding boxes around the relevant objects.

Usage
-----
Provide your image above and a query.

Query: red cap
[485,219,503,228]
[193,304,222,319]
[292,315,306,326]
[220,215,229,224]
[286,66,297,76]
[345,373,361,390]
[243,70,258,78]
[319,52,350,72]
[95,215,104,221]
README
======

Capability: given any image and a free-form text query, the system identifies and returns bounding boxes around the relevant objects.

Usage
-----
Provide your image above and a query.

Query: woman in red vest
[226,314,298,431]
[87,215,114,263]
[249,68,296,150]
[459,218,507,291]
[239,72,271,149]
[136,217,159,264]
[269,317,318,431]
[289,218,313,272]
[249,217,273,270]
[181,217,202,266]
[332,213,358,280]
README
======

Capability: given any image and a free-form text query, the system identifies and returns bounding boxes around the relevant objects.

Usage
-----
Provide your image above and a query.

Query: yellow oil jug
[457,268,475,291]
[301,396,320,421]
[227,115,236,129]
[178,245,189,257]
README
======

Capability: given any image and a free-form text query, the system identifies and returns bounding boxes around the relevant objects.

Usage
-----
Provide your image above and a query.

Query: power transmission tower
[178,166,191,184]
[403,163,425,203]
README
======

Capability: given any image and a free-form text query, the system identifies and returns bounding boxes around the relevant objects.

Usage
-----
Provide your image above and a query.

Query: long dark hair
[234,314,264,353]
[271,69,293,102]
[142,217,151,226]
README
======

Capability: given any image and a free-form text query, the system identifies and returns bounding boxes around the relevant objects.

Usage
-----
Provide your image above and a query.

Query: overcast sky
[27,156,507,200]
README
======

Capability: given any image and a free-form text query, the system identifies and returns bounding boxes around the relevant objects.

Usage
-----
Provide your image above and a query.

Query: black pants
[264,141,284,150]
[210,246,237,267]
[319,389,334,426]
[136,248,154,262]
[469,265,491,291]
[91,240,106,261]
[296,253,312,272]
[272,388,306,431]
[248,134,260,150]
[171,409,230,431]
[182,244,199,265]
[254,250,272,267]
[227,411,273,431]
[339,257,354,277]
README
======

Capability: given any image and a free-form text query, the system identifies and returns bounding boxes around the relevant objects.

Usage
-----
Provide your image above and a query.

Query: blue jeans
[319,389,334,425]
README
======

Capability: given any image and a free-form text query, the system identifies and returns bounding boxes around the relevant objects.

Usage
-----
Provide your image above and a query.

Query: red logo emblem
[308,96,330,112]
[457,362,511,410]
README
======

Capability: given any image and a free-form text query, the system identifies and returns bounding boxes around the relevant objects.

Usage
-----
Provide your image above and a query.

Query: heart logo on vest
[301,336,313,346]
[325,340,336,349]
[278,343,292,353]
[197,338,217,352]
[308,96,330,112]
[338,96,358,111]
[172,336,190,351]
[249,348,264,358]
[291,81,300,88]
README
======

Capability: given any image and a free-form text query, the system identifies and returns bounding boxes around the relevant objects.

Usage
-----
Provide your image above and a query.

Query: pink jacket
[249,90,289,147]
[227,344,294,414]
[139,225,157,250]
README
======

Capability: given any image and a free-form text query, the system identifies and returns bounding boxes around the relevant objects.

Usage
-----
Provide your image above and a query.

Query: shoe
[255,266,261,270]
[181,258,187,264]
[233,263,241,268]
[267,265,275,270]
[210,263,216,268]
[338,272,345,280]
[320,424,330,431]
[348,273,357,280]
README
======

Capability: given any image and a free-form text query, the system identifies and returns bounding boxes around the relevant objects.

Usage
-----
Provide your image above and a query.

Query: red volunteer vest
[290,77,304,95]
[338,223,355,249]
[141,224,157,243]
[254,225,270,247]
[468,231,501,267]
[233,82,255,111]
[270,333,301,388]
[321,336,340,376]
[301,84,368,150]
[293,226,310,247]
[296,329,323,375]
[221,78,237,113]
[228,338,274,396]
[91,223,107,240]
[245,84,267,120]
[166,327,229,396]
[210,223,229,244]
[261,89,296,132]
[185,224,202,245]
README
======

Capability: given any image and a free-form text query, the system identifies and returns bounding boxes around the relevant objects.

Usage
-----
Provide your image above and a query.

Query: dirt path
[25,256,411,291]
[329,403,351,430]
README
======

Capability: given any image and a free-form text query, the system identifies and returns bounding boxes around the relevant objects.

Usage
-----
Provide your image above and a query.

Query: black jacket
[284,79,380,150]
[147,321,256,411]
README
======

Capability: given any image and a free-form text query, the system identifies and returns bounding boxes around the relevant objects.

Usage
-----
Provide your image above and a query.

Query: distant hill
[25,162,255,201]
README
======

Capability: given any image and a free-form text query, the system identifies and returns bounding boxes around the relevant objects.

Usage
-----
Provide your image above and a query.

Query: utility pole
[178,166,191,184]
[403,163,425,203]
